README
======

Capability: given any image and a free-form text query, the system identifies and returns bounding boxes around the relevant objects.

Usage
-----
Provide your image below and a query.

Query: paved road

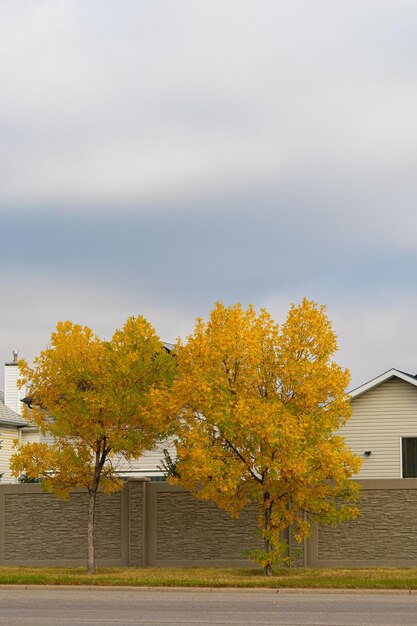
[1,587,417,625]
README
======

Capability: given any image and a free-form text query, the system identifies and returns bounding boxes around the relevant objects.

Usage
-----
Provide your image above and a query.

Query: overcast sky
[1,0,417,391]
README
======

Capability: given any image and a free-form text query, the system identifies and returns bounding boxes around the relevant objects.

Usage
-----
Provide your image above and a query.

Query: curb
[0,585,415,595]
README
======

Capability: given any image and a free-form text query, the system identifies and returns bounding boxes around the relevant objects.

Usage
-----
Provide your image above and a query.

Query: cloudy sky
[1,0,417,390]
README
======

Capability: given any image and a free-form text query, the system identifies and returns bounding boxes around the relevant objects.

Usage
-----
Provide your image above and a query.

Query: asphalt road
[1,587,417,626]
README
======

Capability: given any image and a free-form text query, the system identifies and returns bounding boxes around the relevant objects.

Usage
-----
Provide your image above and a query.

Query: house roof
[349,368,417,400]
[0,401,27,426]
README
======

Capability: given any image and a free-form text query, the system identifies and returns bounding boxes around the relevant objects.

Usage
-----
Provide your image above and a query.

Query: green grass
[1,566,417,589]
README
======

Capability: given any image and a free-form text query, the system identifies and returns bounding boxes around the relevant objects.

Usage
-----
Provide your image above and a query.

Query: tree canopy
[10,316,176,573]
[167,298,362,574]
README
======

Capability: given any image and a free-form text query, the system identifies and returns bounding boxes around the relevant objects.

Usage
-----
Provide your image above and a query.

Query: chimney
[4,351,25,415]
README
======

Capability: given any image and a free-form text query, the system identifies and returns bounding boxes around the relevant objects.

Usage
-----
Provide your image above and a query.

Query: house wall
[114,440,176,478]
[5,376,417,482]
[339,378,417,479]
[1,429,175,482]
[20,428,39,445]
[0,425,19,483]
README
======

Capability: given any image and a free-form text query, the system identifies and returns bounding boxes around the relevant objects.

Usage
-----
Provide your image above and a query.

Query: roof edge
[349,368,417,399]
[0,419,27,427]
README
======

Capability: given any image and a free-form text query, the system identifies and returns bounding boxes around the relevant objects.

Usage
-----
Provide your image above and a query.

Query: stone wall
[0,480,261,568]
[2,478,417,568]
[0,483,128,567]
[287,525,305,567]
[146,483,261,566]
[128,480,146,567]
[308,478,417,567]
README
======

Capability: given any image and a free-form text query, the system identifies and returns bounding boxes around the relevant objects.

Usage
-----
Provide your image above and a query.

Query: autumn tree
[168,299,362,575]
[10,317,176,574]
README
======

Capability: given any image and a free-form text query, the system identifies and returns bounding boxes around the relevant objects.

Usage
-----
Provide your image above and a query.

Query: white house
[0,352,37,481]
[125,367,417,481]
[3,349,417,482]
[1,351,175,481]
[0,399,27,482]
[340,368,417,479]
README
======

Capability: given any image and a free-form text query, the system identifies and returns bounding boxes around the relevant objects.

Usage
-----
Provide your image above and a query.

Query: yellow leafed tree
[168,298,362,575]
[10,317,176,574]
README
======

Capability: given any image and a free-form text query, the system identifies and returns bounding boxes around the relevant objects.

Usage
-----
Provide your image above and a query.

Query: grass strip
[1,567,417,589]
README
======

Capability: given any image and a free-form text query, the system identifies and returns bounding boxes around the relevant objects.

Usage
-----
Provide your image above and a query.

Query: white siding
[113,439,177,477]
[340,378,417,479]
[0,425,19,483]
[39,431,55,446]
[4,364,25,415]
[20,429,40,445]
[32,429,175,478]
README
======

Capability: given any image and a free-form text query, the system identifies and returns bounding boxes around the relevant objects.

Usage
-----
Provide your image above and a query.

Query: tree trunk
[263,531,273,576]
[87,489,97,574]
[87,441,108,575]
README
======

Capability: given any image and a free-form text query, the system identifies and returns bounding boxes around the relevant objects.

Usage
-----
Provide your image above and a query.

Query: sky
[1,0,417,391]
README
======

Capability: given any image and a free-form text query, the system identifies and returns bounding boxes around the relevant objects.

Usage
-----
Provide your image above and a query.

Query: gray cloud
[1,200,414,303]
[1,1,417,216]
[1,1,417,389]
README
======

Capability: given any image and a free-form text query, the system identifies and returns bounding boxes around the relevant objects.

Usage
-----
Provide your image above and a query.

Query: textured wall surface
[288,526,305,567]
[128,481,145,566]
[3,480,417,568]
[155,490,261,561]
[317,485,417,563]
[3,489,123,564]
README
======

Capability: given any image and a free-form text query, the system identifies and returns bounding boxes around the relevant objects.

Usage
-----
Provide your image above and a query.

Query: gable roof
[349,368,417,400]
[0,401,27,426]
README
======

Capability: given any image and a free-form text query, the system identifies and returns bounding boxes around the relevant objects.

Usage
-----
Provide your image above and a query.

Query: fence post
[127,477,150,567]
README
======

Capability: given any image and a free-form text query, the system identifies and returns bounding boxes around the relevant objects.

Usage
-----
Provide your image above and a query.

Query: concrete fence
[1,478,417,568]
